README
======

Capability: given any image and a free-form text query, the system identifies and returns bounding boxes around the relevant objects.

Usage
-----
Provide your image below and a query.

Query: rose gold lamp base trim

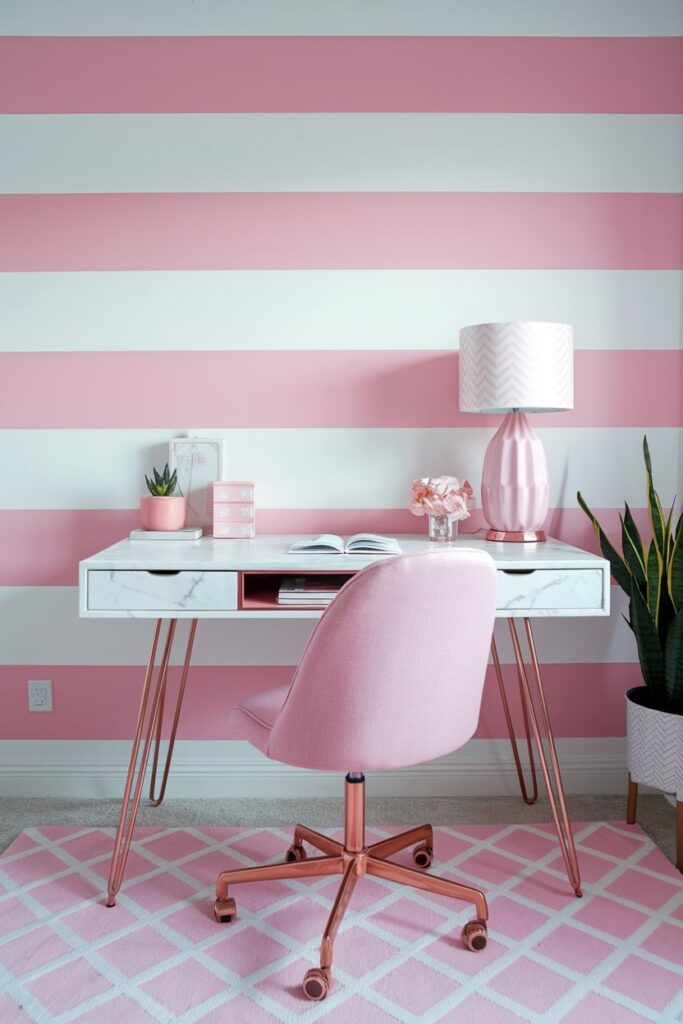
[215,774,488,1000]
[486,529,546,542]
[105,617,198,907]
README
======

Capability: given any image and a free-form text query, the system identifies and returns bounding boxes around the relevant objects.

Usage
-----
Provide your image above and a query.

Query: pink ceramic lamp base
[481,410,549,543]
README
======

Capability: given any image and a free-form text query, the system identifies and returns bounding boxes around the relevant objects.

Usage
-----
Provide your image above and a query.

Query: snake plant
[578,436,683,715]
[145,463,179,497]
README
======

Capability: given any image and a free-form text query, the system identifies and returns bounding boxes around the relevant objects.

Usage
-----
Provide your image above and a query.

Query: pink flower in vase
[409,476,475,521]
[409,476,475,541]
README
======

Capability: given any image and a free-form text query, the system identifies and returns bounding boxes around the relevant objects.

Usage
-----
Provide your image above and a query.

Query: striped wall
[1,1,682,794]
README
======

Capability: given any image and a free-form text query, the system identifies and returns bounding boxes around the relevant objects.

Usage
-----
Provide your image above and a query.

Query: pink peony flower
[408,476,475,521]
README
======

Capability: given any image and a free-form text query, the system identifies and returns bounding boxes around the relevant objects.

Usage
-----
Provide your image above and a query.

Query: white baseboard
[0,738,629,799]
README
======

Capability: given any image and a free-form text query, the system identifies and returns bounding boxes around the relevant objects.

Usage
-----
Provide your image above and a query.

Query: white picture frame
[169,437,226,528]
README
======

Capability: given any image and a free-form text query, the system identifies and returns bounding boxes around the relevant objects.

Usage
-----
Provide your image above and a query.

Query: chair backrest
[267,549,497,772]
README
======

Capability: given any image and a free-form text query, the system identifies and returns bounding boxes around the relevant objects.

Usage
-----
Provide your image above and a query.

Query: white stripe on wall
[1,270,680,352]
[0,586,635,666]
[2,0,681,36]
[3,114,681,194]
[2,427,680,510]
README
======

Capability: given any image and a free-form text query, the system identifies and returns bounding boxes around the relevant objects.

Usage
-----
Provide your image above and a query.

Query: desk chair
[215,549,497,1000]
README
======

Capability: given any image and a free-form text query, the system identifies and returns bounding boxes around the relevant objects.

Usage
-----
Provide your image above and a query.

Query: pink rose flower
[408,476,475,520]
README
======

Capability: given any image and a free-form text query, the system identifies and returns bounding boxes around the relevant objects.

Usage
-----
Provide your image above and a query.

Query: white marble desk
[80,533,610,619]
[78,533,609,905]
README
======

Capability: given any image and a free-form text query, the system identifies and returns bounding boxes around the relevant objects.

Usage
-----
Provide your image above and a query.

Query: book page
[345,534,401,553]
[288,534,344,554]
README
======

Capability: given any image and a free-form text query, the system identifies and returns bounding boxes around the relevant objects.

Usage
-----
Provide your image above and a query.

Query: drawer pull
[502,569,534,575]
[147,570,181,576]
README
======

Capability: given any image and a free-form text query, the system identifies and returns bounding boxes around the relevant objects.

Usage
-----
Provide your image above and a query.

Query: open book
[288,533,401,555]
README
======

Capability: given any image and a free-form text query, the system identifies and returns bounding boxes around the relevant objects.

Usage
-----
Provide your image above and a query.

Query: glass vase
[428,514,458,542]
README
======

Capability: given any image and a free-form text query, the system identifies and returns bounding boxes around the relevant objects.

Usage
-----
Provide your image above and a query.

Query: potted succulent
[578,437,682,868]
[140,463,187,531]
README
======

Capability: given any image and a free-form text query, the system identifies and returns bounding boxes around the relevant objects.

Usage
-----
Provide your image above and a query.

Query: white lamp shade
[459,321,574,413]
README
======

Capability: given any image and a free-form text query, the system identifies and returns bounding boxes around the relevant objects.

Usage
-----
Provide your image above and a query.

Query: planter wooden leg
[626,775,638,825]
[677,801,682,873]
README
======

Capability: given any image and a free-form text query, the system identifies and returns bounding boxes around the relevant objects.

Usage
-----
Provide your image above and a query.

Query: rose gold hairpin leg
[508,618,582,897]
[491,634,538,804]
[149,619,198,806]
[106,618,177,907]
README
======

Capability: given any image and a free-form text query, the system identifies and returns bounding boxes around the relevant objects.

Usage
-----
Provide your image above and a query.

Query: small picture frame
[169,437,226,528]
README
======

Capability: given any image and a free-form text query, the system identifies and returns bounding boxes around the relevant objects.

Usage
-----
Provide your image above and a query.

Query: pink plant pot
[140,496,187,531]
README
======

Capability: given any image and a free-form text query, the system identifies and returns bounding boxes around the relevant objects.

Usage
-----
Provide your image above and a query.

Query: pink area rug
[0,822,682,1023]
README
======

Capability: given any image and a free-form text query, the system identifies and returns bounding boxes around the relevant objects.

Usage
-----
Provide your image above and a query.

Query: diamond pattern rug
[0,822,682,1023]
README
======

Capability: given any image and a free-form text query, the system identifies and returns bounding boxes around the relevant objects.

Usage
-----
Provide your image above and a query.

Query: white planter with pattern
[626,687,683,800]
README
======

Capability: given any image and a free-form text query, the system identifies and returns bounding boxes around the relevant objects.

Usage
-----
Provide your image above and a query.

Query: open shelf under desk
[239,570,356,611]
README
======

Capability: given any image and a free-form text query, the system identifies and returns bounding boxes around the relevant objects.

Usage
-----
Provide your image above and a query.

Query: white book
[130,527,203,541]
[288,533,401,555]
[277,576,346,606]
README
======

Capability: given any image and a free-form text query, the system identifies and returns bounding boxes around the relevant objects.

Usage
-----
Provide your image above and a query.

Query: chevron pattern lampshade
[459,322,574,542]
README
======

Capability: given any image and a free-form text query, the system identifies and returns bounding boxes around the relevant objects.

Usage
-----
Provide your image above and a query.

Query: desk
[79,534,610,906]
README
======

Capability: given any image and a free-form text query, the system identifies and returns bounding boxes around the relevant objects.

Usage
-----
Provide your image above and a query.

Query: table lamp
[459,321,573,542]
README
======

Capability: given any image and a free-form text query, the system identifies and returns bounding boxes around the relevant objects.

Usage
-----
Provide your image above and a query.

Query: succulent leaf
[145,463,178,496]
[621,507,646,595]
[664,609,683,713]
[577,491,632,595]
[644,436,666,556]
[669,521,683,613]
[629,578,666,705]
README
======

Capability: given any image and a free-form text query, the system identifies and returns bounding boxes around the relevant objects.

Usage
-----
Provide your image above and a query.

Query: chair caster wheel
[214,897,236,923]
[461,919,487,951]
[285,843,307,863]
[413,842,433,868]
[303,966,331,1001]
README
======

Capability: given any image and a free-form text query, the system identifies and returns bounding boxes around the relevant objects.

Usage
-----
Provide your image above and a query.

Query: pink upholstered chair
[215,549,497,1000]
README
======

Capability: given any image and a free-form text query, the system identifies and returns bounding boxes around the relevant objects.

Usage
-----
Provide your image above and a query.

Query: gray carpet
[0,793,678,869]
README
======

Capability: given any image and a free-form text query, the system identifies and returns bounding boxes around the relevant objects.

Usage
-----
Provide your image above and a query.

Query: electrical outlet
[28,679,53,712]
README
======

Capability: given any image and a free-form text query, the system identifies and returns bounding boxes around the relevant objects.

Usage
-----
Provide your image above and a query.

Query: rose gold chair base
[215,773,488,1000]
[105,618,198,907]
[492,618,583,897]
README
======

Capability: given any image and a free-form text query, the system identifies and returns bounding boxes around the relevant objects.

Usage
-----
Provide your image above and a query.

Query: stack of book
[277,576,348,607]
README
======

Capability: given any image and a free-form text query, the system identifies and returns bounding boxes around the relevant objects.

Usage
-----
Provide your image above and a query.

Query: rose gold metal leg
[508,618,583,897]
[216,854,346,901]
[320,859,360,970]
[149,619,198,805]
[293,825,344,857]
[626,774,638,824]
[369,824,433,860]
[367,856,488,922]
[491,635,538,804]
[106,619,176,906]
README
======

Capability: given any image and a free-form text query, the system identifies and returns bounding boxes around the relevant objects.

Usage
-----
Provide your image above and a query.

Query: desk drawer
[497,568,604,612]
[87,570,238,612]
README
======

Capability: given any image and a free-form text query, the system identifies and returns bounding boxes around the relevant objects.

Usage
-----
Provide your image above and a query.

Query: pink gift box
[213,521,255,539]
[213,482,254,503]
[214,503,255,522]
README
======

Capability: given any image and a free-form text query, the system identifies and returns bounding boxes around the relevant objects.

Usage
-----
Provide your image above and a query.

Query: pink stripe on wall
[0,507,649,587]
[0,663,636,741]
[1,36,680,114]
[1,193,680,271]
[1,350,680,429]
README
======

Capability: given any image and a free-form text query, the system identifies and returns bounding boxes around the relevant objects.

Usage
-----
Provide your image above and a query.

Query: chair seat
[229,683,291,755]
